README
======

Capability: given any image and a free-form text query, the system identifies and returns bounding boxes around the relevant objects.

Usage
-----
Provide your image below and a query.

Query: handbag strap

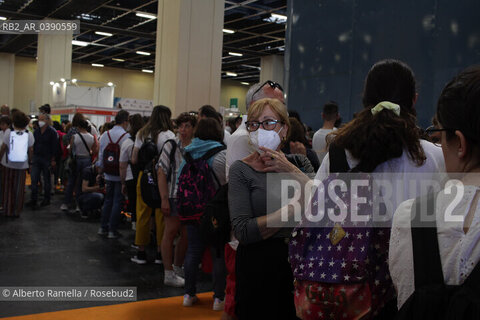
[77,133,91,156]
[411,192,444,288]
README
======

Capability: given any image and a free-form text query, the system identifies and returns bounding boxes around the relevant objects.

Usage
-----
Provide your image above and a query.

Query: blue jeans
[31,157,51,202]
[64,157,91,206]
[78,192,104,213]
[184,224,226,300]
[101,180,123,233]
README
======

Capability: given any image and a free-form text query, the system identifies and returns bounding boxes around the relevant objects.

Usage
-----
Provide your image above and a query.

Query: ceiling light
[222,29,234,34]
[271,13,287,20]
[142,69,154,73]
[226,72,237,77]
[136,51,150,56]
[136,12,157,20]
[95,31,113,37]
[72,40,89,47]
[92,63,104,67]
[49,81,54,86]
[107,82,113,86]
[241,82,249,85]
[112,58,125,62]
[0,17,7,21]
[71,79,77,83]
[60,78,65,82]
[228,52,243,57]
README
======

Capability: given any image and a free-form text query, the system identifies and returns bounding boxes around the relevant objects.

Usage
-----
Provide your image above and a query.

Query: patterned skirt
[2,167,27,217]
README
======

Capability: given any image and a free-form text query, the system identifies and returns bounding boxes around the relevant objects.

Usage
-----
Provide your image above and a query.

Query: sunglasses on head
[252,80,284,100]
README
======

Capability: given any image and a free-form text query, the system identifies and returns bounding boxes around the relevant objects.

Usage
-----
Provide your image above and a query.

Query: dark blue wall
[285,0,480,130]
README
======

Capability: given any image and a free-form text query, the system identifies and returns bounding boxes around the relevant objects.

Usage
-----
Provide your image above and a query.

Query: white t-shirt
[390,185,480,309]
[224,129,231,146]
[226,115,253,178]
[134,130,176,155]
[2,129,34,169]
[312,127,337,164]
[119,137,135,181]
[73,132,94,157]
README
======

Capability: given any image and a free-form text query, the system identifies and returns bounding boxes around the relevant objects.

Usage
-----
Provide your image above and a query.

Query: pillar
[0,53,15,108]
[260,55,285,86]
[35,33,72,109]
[153,0,224,116]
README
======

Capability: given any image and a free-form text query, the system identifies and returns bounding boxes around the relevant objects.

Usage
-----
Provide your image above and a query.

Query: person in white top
[389,65,480,311]
[0,111,34,217]
[0,115,11,209]
[130,105,176,265]
[312,101,339,164]
[305,59,446,319]
[119,114,145,229]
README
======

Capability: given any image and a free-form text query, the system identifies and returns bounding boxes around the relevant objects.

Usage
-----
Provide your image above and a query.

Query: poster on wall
[114,97,153,111]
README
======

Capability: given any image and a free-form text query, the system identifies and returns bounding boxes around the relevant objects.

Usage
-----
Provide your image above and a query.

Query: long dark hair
[128,114,144,139]
[329,59,426,172]
[138,105,173,143]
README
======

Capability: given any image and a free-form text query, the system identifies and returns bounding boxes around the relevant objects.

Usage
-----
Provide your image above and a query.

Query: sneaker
[173,265,185,279]
[75,206,81,213]
[131,243,139,250]
[108,231,121,239]
[80,211,89,219]
[183,294,198,307]
[212,298,225,311]
[131,221,136,231]
[154,252,163,265]
[97,227,108,235]
[131,251,147,264]
[60,204,69,212]
[164,271,184,287]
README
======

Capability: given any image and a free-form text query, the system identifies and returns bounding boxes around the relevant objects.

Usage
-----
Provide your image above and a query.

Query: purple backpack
[288,145,395,319]
[177,146,225,223]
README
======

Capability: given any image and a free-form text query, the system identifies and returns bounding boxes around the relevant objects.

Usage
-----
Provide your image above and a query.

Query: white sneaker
[164,272,184,287]
[97,227,108,235]
[183,294,198,307]
[131,222,136,231]
[213,298,225,311]
[173,265,185,278]
[60,204,68,211]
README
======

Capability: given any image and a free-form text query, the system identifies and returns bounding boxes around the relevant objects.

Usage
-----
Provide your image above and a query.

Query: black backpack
[137,137,158,171]
[199,183,231,257]
[140,139,176,208]
[396,193,480,320]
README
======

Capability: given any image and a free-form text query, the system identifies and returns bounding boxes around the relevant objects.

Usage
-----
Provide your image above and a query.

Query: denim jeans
[101,180,123,233]
[78,192,104,213]
[31,156,51,202]
[184,224,226,300]
[64,156,91,206]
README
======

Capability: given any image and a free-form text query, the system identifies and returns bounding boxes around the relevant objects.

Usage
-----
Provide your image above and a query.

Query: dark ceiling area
[0,0,286,84]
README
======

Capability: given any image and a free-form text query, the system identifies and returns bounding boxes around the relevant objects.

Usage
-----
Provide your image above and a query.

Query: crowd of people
[1,59,480,319]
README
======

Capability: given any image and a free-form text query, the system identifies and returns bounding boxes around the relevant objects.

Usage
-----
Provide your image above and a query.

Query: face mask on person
[249,127,283,153]
[38,121,46,128]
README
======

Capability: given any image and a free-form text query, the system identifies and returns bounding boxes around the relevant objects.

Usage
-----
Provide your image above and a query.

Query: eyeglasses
[252,80,284,101]
[245,119,284,132]
[425,126,478,147]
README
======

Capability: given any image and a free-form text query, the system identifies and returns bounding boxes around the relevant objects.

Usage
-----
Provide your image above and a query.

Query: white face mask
[38,121,46,128]
[249,127,283,153]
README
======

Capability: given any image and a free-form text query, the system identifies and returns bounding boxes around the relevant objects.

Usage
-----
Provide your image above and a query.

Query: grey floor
[0,189,212,318]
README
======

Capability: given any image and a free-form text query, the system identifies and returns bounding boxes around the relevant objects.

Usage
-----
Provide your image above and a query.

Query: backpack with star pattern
[289,144,396,320]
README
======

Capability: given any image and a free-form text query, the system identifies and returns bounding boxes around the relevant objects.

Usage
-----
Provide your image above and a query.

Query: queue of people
[1,59,480,319]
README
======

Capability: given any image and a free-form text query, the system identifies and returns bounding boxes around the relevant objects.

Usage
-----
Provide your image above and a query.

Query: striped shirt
[157,138,184,199]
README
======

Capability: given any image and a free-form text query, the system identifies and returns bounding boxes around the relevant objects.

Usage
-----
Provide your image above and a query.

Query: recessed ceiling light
[60,78,65,82]
[271,13,287,20]
[136,12,157,20]
[222,29,234,34]
[49,81,54,86]
[112,58,125,62]
[226,72,237,77]
[241,82,249,85]
[142,69,154,73]
[228,52,243,57]
[92,63,104,67]
[71,79,77,83]
[0,17,7,21]
[136,51,150,56]
[107,82,113,86]
[72,40,89,46]
[95,31,113,37]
